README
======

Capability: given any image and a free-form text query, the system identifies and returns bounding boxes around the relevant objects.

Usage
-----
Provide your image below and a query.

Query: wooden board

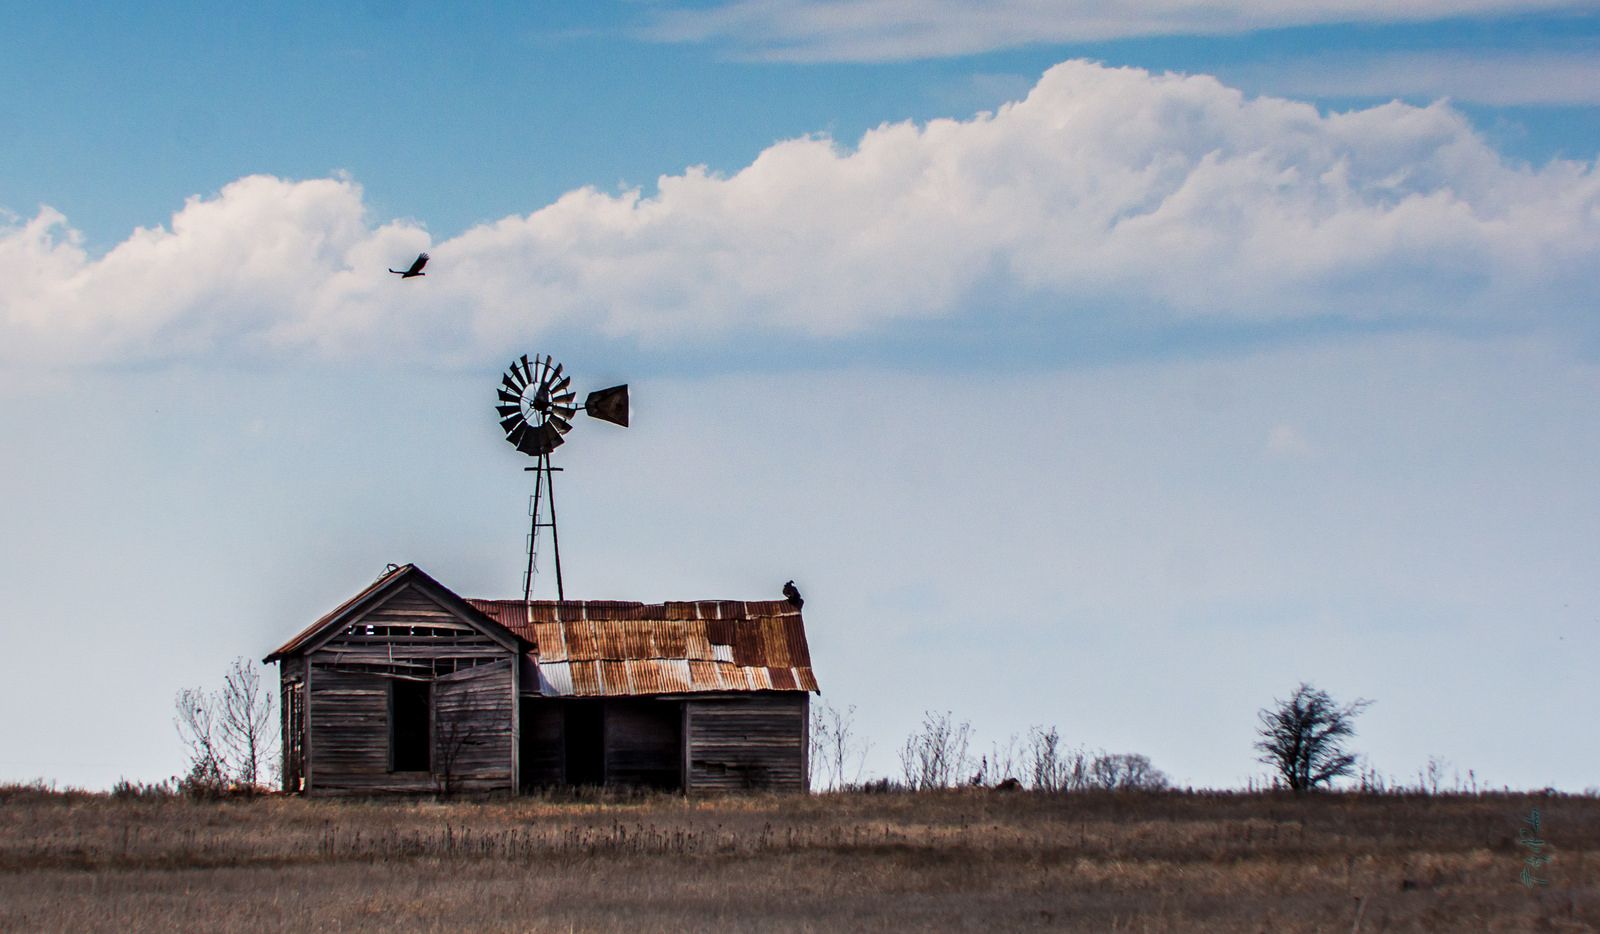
[685,694,809,793]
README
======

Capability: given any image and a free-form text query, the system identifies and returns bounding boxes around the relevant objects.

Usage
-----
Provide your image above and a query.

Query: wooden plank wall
[685,693,809,793]
[306,666,414,794]
[300,584,517,795]
[433,660,515,793]
[604,700,682,790]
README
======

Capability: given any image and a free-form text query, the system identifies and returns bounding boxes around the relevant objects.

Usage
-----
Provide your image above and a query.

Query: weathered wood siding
[299,583,518,795]
[685,693,809,793]
[306,666,414,794]
[605,700,682,790]
[312,586,513,678]
[433,660,515,793]
[519,700,564,789]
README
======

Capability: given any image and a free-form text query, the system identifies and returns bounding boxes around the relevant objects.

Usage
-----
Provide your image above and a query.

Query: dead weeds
[0,787,1594,931]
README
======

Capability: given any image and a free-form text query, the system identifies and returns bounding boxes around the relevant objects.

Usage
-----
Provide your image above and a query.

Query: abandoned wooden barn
[264,564,819,796]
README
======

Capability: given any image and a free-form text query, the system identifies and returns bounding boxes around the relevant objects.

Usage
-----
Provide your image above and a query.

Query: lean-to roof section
[468,598,818,697]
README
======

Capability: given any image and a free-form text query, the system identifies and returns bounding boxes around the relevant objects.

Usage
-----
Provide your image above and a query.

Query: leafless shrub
[1024,725,1066,791]
[1355,756,1390,794]
[111,777,176,800]
[855,777,898,794]
[1022,726,1099,791]
[809,701,870,792]
[987,733,1021,786]
[898,710,973,790]
[1086,752,1169,791]
[1419,754,1449,795]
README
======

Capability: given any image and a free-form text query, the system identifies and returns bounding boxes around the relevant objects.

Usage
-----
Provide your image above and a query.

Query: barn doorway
[563,701,605,785]
[390,679,431,773]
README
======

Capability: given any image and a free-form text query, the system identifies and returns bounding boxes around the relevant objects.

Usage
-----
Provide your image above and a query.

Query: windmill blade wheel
[498,354,575,456]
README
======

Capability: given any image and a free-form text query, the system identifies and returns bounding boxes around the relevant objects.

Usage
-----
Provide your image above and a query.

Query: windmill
[496,353,629,601]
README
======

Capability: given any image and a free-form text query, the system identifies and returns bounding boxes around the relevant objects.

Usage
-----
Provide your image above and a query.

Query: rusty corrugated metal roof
[467,597,818,698]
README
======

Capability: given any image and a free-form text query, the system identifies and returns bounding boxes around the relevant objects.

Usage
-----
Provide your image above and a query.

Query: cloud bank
[642,0,1591,61]
[3,60,1598,367]
[1229,50,1600,106]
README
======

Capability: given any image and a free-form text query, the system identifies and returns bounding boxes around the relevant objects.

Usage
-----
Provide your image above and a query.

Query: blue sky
[2,2,1598,790]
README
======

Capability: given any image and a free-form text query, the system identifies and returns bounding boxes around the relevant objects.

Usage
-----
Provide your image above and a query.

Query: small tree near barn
[174,657,278,795]
[1255,682,1372,792]
[218,658,276,787]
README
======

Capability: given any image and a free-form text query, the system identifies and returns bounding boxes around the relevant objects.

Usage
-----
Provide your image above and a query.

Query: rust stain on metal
[463,597,818,698]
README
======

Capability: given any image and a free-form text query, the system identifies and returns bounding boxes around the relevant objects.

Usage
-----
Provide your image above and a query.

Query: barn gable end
[266,566,524,796]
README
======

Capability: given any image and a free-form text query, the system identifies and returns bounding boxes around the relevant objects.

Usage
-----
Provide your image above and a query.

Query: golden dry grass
[0,786,1594,931]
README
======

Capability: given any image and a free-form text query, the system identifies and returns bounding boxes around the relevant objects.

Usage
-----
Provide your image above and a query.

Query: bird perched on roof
[782,580,803,609]
[389,252,429,278]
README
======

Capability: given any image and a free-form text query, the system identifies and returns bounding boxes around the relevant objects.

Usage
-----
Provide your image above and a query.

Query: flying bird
[389,252,429,278]
[782,580,804,609]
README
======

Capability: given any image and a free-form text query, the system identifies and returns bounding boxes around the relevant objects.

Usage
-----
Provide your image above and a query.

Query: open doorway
[390,679,431,773]
[563,701,604,786]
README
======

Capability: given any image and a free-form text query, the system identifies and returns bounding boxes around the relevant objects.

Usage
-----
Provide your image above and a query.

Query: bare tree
[810,701,870,791]
[217,658,275,788]
[898,710,973,790]
[174,686,226,795]
[1255,682,1372,792]
[174,657,278,795]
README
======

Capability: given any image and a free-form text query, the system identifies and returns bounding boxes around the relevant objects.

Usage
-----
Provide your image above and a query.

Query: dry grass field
[0,785,1595,932]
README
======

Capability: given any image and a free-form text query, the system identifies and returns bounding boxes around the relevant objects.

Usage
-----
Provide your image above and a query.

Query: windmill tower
[495,353,629,600]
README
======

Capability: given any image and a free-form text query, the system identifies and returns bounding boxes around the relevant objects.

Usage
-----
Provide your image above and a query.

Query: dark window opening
[563,702,605,786]
[391,680,431,772]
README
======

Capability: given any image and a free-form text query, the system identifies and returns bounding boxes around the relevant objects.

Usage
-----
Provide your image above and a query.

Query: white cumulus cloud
[3,60,1598,368]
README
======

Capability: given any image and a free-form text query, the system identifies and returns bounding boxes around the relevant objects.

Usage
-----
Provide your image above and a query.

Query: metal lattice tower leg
[523,455,565,602]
